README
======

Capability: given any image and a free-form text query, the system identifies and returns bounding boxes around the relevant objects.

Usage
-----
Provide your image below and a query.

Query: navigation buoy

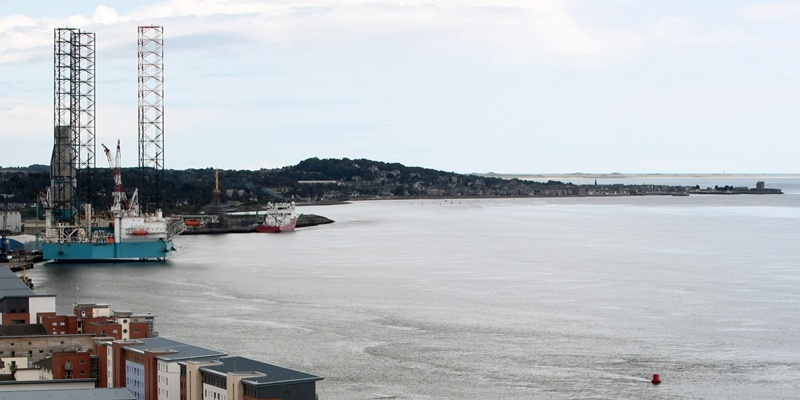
[651,374,661,384]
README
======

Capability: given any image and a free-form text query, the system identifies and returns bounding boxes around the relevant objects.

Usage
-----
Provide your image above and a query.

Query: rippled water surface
[25,179,800,399]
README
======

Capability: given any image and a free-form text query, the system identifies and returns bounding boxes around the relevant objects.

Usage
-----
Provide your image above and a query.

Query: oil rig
[41,26,184,262]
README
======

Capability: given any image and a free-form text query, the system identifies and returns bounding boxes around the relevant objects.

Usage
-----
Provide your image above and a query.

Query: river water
[23,178,800,399]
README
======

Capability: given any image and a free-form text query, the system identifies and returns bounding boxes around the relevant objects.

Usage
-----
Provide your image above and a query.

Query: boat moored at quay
[255,202,298,233]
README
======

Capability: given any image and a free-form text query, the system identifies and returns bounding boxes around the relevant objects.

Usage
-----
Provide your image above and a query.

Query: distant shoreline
[480,173,800,180]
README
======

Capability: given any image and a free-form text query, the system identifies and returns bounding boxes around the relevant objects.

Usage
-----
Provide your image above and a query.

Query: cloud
[647,16,751,46]
[0,13,37,31]
[738,3,800,21]
[0,14,50,64]
[92,5,126,25]
[297,1,642,65]
[0,0,649,67]
[2,1,793,70]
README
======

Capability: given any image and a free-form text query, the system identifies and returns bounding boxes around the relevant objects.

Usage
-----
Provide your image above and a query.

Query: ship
[41,141,185,262]
[41,199,184,262]
[255,202,298,233]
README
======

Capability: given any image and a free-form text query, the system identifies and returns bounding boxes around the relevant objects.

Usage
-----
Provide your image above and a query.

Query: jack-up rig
[41,26,185,262]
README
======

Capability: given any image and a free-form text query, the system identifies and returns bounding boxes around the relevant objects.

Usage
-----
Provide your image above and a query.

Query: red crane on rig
[101,140,139,214]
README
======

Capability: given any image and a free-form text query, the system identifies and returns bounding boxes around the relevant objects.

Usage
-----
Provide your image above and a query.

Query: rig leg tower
[138,25,165,212]
[52,28,96,229]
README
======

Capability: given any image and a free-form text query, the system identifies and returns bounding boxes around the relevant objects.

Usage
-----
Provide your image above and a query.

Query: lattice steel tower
[138,26,165,211]
[52,28,96,224]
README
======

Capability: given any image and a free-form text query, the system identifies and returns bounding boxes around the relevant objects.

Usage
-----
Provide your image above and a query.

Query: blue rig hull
[43,239,175,262]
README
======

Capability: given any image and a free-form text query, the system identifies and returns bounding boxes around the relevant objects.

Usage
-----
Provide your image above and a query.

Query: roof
[121,337,226,361]
[0,324,48,337]
[0,266,36,299]
[6,234,38,244]
[0,388,134,400]
[201,356,323,386]
[33,356,53,370]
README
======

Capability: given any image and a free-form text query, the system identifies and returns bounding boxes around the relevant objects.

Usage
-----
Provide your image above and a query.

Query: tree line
[1,158,571,217]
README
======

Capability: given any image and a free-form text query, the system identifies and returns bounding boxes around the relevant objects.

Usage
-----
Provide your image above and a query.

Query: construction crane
[101,140,139,215]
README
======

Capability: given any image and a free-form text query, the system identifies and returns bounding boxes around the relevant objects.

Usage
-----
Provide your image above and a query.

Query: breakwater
[180,213,334,235]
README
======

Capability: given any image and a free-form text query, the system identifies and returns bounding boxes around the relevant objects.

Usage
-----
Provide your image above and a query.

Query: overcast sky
[1,0,798,173]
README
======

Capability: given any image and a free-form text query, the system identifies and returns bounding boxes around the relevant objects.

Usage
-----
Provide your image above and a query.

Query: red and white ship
[255,202,298,233]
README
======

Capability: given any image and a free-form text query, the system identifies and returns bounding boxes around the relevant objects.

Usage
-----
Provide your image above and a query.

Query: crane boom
[101,140,129,212]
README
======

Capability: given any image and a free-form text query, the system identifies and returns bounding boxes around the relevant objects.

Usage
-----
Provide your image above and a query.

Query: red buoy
[651,374,661,384]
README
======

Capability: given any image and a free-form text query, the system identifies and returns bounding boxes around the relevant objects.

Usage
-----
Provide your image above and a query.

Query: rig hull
[42,208,185,263]
[43,239,174,262]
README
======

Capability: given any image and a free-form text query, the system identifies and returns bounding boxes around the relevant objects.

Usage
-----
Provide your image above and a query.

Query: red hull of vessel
[255,224,280,233]
[255,218,297,233]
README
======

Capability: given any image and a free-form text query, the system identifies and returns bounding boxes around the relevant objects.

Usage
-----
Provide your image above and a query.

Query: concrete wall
[29,296,57,325]
[0,211,22,233]
[157,359,181,400]
[0,334,95,363]
[185,360,222,400]
[0,380,96,391]
[0,356,29,374]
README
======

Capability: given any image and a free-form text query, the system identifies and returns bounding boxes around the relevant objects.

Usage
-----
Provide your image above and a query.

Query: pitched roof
[0,266,36,299]
[0,323,48,337]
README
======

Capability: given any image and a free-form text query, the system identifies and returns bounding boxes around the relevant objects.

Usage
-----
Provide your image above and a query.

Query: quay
[180,213,334,235]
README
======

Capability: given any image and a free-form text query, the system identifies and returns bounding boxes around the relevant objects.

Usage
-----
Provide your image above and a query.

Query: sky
[0,0,798,174]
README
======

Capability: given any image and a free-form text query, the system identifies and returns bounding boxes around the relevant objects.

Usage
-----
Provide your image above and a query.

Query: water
[23,178,800,399]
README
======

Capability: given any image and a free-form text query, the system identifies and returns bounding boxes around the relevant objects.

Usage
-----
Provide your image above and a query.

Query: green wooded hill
[10,157,758,218]
[1,158,575,216]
